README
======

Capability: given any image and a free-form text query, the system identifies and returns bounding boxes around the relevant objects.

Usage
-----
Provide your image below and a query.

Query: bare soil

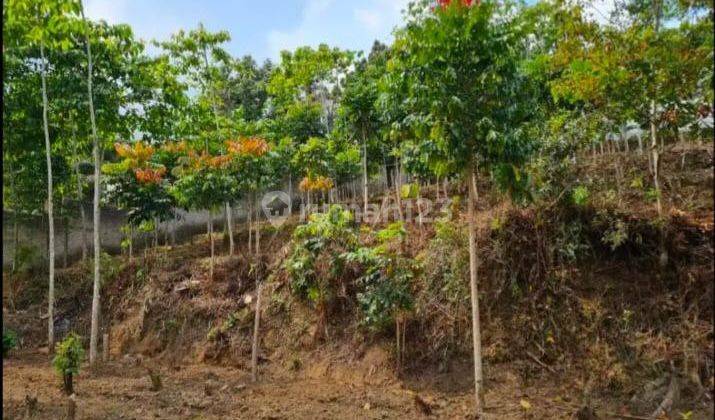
[4,349,713,419]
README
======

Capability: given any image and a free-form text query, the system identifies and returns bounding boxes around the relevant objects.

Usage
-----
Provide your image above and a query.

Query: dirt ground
[4,349,712,419]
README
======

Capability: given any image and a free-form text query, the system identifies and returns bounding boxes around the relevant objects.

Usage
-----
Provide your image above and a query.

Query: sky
[84,0,617,64]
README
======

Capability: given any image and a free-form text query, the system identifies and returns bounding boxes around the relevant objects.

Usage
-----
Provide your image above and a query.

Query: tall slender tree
[382,0,537,411]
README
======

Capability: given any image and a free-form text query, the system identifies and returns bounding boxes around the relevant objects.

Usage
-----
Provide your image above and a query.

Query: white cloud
[267,0,409,62]
[354,0,410,35]
[267,0,335,59]
[83,0,129,24]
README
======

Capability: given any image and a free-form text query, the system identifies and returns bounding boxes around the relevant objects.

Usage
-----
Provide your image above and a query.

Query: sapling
[52,333,85,395]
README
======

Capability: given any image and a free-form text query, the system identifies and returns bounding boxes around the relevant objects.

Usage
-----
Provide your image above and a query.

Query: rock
[363,402,371,410]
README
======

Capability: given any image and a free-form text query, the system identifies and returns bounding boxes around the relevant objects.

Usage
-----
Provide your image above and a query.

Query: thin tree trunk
[288,173,293,215]
[63,215,69,269]
[467,166,484,412]
[73,149,88,262]
[9,214,19,312]
[417,182,424,228]
[394,157,404,221]
[637,134,643,155]
[226,202,234,255]
[40,41,56,350]
[209,212,215,280]
[251,283,262,382]
[255,194,260,254]
[247,200,253,255]
[128,225,133,261]
[362,128,369,216]
[649,0,663,218]
[396,316,401,374]
[435,176,440,202]
[12,215,19,272]
[102,330,110,362]
[170,216,176,247]
[80,0,103,365]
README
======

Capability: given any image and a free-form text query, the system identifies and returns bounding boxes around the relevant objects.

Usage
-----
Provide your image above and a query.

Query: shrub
[285,205,358,340]
[52,333,85,395]
[3,330,18,357]
[571,185,589,206]
[286,205,357,301]
[343,222,415,331]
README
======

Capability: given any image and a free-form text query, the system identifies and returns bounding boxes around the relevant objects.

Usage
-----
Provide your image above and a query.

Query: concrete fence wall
[2,203,249,270]
[1,173,405,270]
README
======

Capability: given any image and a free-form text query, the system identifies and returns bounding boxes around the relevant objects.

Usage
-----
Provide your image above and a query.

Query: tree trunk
[247,200,253,255]
[209,212,215,280]
[80,0,103,366]
[40,41,56,350]
[416,182,424,229]
[75,167,87,262]
[394,157,404,222]
[435,176,440,202]
[288,173,293,215]
[226,202,234,255]
[63,374,74,396]
[467,167,484,413]
[362,128,369,216]
[255,194,261,254]
[251,283,263,382]
[63,215,69,269]
[102,328,110,362]
[9,215,19,311]
[395,316,401,374]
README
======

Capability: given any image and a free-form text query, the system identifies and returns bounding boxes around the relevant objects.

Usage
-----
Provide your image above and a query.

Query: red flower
[433,0,477,11]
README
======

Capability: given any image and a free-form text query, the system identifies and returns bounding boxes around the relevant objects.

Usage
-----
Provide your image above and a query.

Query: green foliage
[572,186,590,206]
[287,205,357,302]
[343,222,414,330]
[602,219,629,251]
[52,332,84,378]
[383,0,538,182]
[645,187,661,203]
[555,220,591,263]
[207,311,245,342]
[3,330,18,357]
[169,155,237,212]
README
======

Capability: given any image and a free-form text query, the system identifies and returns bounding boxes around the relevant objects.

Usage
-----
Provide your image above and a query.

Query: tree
[338,41,388,215]
[226,137,273,254]
[5,0,81,349]
[382,0,537,411]
[170,150,236,278]
[76,0,104,366]
[158,24,237,246]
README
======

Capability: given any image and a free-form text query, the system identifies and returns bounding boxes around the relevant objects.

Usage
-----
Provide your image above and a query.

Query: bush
[52,332,85,395]
[343,222,415,331]
[3,330,18,357]
[571,185,590,206]
[286,205,357,301]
